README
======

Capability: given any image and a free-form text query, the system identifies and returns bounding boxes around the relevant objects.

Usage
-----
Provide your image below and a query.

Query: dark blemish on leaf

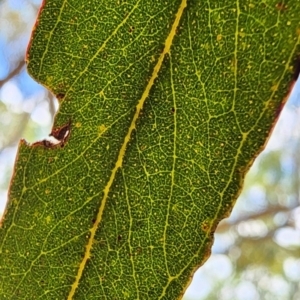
[275,2,288,11]
[171,107,175,113]
[32,139,58,149]
[201,220,210,232]
[56,93,65,100]
[129,26,135,33]
[43,140,55,148]
[117,235,122,242]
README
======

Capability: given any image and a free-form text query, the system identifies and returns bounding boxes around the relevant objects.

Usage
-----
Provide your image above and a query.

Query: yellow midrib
[67,0,187,298]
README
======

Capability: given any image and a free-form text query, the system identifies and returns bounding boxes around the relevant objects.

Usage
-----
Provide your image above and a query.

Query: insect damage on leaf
[32,119,71,148]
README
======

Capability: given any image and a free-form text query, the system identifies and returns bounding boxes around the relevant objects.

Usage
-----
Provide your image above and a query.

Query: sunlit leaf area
[0,1,300,299]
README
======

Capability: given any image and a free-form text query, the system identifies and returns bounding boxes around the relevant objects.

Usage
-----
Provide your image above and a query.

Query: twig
[0,60,26,87]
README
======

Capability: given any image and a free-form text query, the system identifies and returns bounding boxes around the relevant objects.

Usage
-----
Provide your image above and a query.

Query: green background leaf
[1,0,300,299]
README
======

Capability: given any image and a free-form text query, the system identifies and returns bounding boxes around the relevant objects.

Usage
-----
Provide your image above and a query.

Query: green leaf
[1,0,300,299]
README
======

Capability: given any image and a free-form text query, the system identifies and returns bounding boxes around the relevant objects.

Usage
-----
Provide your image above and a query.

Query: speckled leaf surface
[1,0,300,299]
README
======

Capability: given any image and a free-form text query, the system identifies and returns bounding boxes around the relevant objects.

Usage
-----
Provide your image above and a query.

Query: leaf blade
[1,0,300,299]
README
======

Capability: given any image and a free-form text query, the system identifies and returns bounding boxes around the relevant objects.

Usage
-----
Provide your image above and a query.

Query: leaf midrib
[67,0,188,298]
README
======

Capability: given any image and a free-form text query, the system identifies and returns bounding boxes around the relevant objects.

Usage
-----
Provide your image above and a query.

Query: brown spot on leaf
[56,93,65,100]
[276,2,288,11]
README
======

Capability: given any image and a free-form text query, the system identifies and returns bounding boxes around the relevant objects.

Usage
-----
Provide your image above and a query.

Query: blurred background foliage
[0,1,299,299]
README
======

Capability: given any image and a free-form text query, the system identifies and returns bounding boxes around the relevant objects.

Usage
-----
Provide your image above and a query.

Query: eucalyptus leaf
[1,0,300,299]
